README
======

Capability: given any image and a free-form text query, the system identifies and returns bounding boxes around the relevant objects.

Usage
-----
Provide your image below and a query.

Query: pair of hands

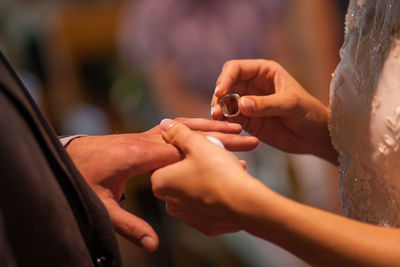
[66,117,258,252]
[68,59,339,252]
[152,61,400,266]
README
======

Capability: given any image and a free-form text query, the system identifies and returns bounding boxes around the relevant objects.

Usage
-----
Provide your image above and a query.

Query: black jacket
[0,51,122,267]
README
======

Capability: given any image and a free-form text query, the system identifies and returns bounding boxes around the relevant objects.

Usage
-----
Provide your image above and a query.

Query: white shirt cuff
[59,135,87,147]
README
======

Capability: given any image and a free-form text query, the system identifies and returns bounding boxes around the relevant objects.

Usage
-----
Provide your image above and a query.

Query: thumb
[238,94,293,117]
[108,202,159,252]
[160,119,202,155]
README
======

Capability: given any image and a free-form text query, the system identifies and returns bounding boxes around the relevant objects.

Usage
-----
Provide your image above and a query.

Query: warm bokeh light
[0,0,349,266]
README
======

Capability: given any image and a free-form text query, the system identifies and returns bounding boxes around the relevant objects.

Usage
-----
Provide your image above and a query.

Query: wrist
[65,135,95,154]
[59,135,87,148]
[230,176,276,231]
[238,181,287,241]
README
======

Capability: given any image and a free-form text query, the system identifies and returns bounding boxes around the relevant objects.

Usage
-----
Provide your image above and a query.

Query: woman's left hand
[151,119,261,235]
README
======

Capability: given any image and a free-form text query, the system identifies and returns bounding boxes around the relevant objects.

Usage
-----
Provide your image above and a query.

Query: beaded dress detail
[330,0,400,226]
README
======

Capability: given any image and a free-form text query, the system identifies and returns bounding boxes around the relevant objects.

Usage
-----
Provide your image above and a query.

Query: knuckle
[126,222,140,235]
[169,129,185,144]
[222,59,237,70]
[256,58,268,64]
[264,59,279,67]
[222,60,231,69]
[168,124,183,137]
[171,126,193,143]
[261,59,283,73]
[289,93,301,108]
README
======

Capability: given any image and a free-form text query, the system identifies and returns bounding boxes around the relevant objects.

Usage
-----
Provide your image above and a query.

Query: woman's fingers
[211,59,283,120]
[239,94,294,117]
[160,119,208,155]
[211,60,259,113]
[215,59,273,96]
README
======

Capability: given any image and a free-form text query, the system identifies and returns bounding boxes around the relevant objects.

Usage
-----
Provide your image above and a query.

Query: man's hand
[65,118,258,252]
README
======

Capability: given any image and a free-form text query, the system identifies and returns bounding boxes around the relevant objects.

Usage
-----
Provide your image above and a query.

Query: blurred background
[0,0,349,266]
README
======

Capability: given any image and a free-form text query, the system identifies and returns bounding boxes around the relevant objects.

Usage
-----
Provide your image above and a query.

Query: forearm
[238,180,400,266]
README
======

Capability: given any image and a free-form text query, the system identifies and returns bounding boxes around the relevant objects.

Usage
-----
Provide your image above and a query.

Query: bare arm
[241,180,400,267]
[151,120,400,267]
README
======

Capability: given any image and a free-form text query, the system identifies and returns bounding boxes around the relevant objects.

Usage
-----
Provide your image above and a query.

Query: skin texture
[149,60,400,266]
[66,117,258,252]
[211,59,338,164]
[152,119,400,267]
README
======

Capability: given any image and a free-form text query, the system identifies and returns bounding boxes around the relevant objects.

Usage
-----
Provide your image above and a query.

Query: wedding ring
[220,93,240,118]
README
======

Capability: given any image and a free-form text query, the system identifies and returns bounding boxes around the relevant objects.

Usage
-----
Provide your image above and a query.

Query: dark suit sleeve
[0,210,17,267]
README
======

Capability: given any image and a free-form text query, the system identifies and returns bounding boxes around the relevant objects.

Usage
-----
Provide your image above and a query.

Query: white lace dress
[330,0,400,226]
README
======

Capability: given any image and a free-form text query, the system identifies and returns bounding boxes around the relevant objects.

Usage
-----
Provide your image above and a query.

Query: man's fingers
[177,117,242,133]
[161,119,253,154]
[108,202,159,252]
[204,132,258,151]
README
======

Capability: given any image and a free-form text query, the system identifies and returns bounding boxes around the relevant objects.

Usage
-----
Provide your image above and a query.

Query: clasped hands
[66,117,258,251]
[67,59,339,253]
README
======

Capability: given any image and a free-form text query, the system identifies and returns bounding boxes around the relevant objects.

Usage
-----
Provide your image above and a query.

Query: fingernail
[214,86,219,95]
[140,235,156,251]
[210,106,216,117]
[160,119,175,131]
[240,97,255,113]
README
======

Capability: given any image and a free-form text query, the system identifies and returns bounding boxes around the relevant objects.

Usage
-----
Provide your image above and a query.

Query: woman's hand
[150,121,400,267]
[151,119,263,236]
[211,59,338,164]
